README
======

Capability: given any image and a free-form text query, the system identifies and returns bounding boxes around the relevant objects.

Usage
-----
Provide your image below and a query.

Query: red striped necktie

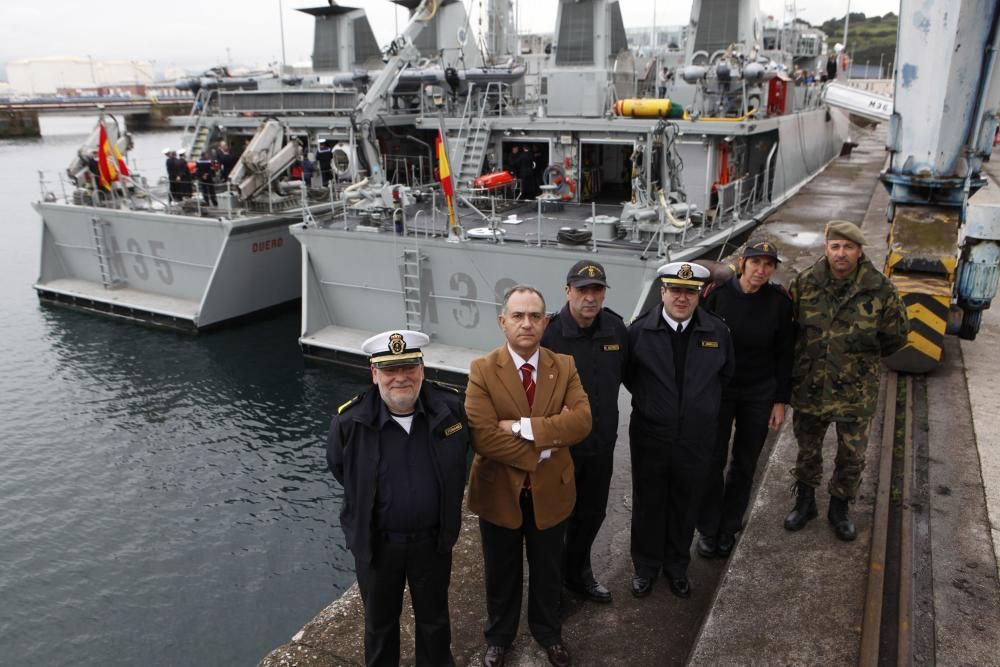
[520,363,535,408]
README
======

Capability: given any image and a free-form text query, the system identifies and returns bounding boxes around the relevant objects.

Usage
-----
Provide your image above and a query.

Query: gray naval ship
[30,0,487,330]
[291,0,848,377]
[31,0,848,350]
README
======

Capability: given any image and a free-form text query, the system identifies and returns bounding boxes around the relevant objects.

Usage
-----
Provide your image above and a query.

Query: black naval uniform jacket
[624,306,735,462]
[541,305,629,456]
[326,382,469,565]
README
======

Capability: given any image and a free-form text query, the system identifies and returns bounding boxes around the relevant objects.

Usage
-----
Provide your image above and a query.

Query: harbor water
[0,118,366,666]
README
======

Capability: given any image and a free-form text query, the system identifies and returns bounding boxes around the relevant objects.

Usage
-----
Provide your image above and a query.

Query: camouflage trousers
[791,411,872,500]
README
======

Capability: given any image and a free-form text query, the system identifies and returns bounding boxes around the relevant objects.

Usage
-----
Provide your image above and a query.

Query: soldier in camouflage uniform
[784,220,908,541]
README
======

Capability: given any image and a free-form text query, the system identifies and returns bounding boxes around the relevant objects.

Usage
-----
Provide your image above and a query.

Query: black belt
[378,528,438,544]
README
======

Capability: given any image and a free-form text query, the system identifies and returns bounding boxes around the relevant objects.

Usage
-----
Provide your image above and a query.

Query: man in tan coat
[466,285,592,667]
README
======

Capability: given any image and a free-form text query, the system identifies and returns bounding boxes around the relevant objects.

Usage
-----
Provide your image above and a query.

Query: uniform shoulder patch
[427,379,465,395]
[337,395,362,414]
[602,306,625,321]
[630,308,653,326]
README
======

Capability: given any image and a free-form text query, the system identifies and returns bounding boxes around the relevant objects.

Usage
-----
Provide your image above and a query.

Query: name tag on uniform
[701,340,720,348]
[603,344,620,351]
[444,423,463,436]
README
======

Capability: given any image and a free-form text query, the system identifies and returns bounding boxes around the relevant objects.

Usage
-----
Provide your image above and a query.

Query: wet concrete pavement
[688,126,894,666]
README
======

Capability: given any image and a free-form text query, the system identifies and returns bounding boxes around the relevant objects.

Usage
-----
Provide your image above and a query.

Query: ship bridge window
[556,0,595,66]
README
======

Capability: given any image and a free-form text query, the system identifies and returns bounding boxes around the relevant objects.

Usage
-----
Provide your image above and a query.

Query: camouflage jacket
[790,255,908,420]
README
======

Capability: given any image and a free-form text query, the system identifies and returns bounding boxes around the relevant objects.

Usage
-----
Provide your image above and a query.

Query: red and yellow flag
[96,121,129,191]
[436,131,453,198]
[96,122,117,191]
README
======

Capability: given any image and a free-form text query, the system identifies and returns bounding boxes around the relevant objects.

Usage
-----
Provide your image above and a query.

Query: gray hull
[34,202,302,330]
[293,106,846,374]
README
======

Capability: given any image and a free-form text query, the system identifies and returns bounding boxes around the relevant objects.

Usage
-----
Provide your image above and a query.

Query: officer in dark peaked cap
[541,259,629,604]
[624,262,735,600]
[326,330,469,666]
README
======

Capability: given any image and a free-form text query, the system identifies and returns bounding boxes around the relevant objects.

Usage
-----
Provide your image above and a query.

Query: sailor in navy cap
[623,261,734,599]
[326,330,469,666]
[541,259,629,605]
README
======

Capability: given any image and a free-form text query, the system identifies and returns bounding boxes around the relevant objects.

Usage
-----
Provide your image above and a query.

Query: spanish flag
[435,131,453,198]
[96,122,117,191]
[436,131,459,235]
[97,120,130,191]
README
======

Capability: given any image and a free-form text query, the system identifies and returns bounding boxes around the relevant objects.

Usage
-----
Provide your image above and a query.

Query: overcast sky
[1,0,900,74]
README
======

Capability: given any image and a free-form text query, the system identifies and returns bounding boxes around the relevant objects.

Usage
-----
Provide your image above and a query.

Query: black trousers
[479,491,566,648]
[629,422,708,580]
[564,447,614,586]
[354,537,454,667]
[697,386,773,539]
[199,180,217,206]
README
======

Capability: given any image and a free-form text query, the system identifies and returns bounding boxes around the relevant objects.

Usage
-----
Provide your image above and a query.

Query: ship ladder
[456,120,491,188]
[454,84,499,188]
[90,218,123,289]
[189,125,212,160]
[401,248,424,331]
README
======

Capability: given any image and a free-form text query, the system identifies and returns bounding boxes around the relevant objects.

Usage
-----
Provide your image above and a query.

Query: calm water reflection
[0,118,367,666]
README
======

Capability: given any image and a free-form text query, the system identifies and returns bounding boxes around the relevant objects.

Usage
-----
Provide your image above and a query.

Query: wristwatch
[511,422,522,438]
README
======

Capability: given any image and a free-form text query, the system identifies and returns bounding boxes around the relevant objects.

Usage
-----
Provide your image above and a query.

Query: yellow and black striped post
[883,205,959,373]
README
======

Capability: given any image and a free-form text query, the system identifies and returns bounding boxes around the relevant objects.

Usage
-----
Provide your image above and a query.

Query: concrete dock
[260,128,1000,666]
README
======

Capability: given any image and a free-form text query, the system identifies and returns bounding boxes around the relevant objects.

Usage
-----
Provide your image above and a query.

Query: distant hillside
[819,12,898,73]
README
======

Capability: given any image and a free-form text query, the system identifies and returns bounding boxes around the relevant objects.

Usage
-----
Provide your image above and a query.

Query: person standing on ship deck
[466,285,592,667]
[541,260,628,604]
[624,262,735,600]
[783,221,909,541]
[695,241,794,559]
[327,330,469,666]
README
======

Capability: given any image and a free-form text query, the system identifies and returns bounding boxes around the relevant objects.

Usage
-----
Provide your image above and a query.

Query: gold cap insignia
[388,333,406,355]
[677,264,694,280]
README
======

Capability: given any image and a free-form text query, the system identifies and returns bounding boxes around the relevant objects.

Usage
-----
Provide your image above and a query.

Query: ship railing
[382,153,432,187]
[707,169,772,231]
[471,82,513,119]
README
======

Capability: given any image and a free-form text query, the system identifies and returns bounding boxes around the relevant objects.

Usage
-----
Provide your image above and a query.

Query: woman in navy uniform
[695,242,794,558]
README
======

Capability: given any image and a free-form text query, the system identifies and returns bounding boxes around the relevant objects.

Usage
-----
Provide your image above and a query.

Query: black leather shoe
[716,533,735,558]
[668,577,692,599]
[828,496,857,541]
[696,534,718,559]
[631,575,654,598]
[784,482,819,531]
[566,579,612,603]
[545,643,572,667]
[482,644,506,667]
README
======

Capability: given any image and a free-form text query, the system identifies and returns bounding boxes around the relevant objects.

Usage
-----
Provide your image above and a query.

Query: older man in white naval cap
[326,330,469,666]
[623,262,735,599]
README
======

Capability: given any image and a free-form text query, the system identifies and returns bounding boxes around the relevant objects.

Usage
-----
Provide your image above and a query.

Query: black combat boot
[783,482,818,531]
[827,495,857,541]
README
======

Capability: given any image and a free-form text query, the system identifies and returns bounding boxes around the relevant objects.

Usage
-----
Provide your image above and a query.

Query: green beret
[825,220,865,245]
